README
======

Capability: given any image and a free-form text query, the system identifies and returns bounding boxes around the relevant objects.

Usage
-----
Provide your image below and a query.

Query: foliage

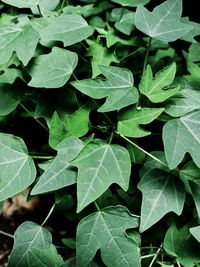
[0,0,200,266]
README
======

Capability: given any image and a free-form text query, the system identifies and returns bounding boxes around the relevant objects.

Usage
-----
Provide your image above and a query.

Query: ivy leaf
[28,245,63,267]
[71,140,131,212]
[115,11,135,35]
[31,137,84,195]
[190,226,200,243]
[49,111,65,149]
[8,221,52,267]
[28,47,78,88]
[0,68,22,84]
[138,169,185,232]
[165,88,200,117]
[86,40,119,78]
[164,223,200,267]
[39,14,94,46]
[1,0,38,8]
[0,133,36,201]
[181,18,200,43]
[163,110,200,169]
[139,63,180,103]
[135,0,192,42]
[110,0,150,7]
[71,65,139,112]
[77,206,140,267]
[118,107,164,138]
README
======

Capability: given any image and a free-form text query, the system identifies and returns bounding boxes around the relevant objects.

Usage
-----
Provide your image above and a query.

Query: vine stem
[30,155,54,160]
[142,37,152,75]
[37,4,42,17]
[94,201,101,211]
[19,103,49,132]
[0,230,14,239]
[59,0,66,15]
[141,253,156,259]
[41,203,56,227]
[149,245,162,267]
[117,133,168,168]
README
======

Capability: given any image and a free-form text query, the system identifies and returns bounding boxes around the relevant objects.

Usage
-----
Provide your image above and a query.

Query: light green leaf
[0,84,23,116]
[86,40,119,78]
[164,224,200,267]
[185,61,200,84]
[31,0,60,15]
[138,169,185,232]
[0,68,22,84]
[31,137,84,195]
[181,17,200,43]
[0,133,36,201]
[163,111,200,169]
[77,206,140,267]
[139,63,180,103]
[190,226,200,243]
[64,106,90,138]
[28,47,78,88]
[28,245,63,267]
[0,20,40,65]
[8,221,52,267]
[39,14,94,46]
[135,0,192,42]
[49,111,65,149]
[71,65,139,112]
[110,0,150,7]
[71,140,131,212]
[115,12,135,35]
[1,0,38,8]
[165,88,200,117]
[118,107,164,138]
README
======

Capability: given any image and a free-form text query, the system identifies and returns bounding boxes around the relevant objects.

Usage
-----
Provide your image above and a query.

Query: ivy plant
[0,0,200,266]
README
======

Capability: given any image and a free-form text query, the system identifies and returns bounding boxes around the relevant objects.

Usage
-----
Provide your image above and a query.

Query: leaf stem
[142,37,152,75]
[59,0,66,15]
[41,202,56,227]
[108,131,114,144]
[141,253,156,259]
[37,4,42,17]
[0,230,14,239]
[149,245,162,267]
[94,201,101,212]
[176,259,182,267]
[30,155,54,160]
[19,103,49,132]
[117,133,168,168]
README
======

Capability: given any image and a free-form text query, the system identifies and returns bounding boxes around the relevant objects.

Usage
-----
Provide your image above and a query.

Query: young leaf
[0,133,36,201]
[135,0,192,42]
[28,245,63,267]
[86,39,119,78]
[71,140,131,212]
[0,21,39,65]
[31,137,84,195]
[1,0,38,8]
[115,11,135,35]
[8,221,52,267]
[163,110,200,169]
[39,14,94,46]
[165,88,200,117]
[110,0,150,7]
[28,47,78,88]
[138,169,185,232]
[118,107,164,138]
[139,63,180,103]
[49,111,65,149]
[164,223,200,267]
[77,206,140,267]
[64,106,90,138]
[71,65,139,112]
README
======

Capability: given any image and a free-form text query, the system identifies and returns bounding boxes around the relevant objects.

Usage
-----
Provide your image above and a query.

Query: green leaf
[190,226,200,243]
[71,140,131,212]
[28,47,78,88]
[135,0,192,42]
[31,0,60,15]
[1,0,38,8]
[0,68,22,84]
[0,133,36,201]
[8,221,52,267]
[139,63,180,103]
[77,206,140,267]
[71,65,139,112]
[165,88,200,117]
[118,107,164,138]
[39,14,94,46]
[181,18,200,43]
[164,223,200,267]
[64,106,90,138]
[0,20,40,65]
[86,40,119,78]
[0,84,23,116]
[115,11,135,35]
[49,111,65,149]
[138,169,185,232]
[28,245,63,267]
[163,110,200,169]
[31,137,84,195]
[110,0,150,7]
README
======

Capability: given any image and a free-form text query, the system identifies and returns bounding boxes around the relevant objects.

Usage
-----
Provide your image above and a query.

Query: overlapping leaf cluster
[0,0,200,266]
